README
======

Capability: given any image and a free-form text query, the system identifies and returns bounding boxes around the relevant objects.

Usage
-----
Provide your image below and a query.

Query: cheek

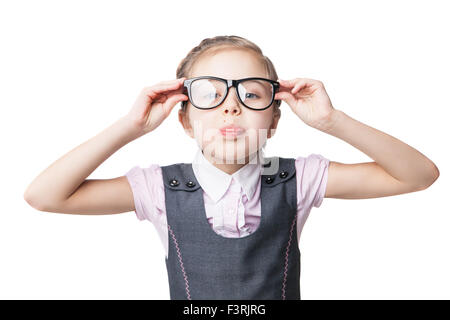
[249,114,278,143]
[188,114,218,144]
[246,113,274,134]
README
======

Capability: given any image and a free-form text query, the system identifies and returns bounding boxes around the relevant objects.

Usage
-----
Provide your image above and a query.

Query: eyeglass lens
[191,79,274,109]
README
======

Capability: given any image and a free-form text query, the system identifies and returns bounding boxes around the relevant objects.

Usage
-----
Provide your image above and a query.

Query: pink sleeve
[125,164,166,222]
[295,153,330,210]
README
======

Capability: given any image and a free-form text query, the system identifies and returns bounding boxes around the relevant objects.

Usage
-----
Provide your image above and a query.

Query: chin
[202,135,262,165]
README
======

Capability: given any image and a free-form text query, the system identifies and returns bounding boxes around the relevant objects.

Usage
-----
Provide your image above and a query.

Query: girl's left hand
[275,78,337,132]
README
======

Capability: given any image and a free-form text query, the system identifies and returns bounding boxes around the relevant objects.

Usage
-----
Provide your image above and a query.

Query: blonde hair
[176,35,281,111]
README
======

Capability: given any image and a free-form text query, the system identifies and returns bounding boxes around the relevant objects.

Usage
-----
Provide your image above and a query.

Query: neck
[202,151,260,175]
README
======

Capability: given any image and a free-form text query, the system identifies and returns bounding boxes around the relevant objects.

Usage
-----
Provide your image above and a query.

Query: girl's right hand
[125,78,188,136]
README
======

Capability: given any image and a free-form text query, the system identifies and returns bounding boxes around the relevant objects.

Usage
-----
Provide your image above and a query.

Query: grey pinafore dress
[161,157,300,300]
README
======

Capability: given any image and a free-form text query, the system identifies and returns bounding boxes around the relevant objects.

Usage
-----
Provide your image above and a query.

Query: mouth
[219,125,246,137]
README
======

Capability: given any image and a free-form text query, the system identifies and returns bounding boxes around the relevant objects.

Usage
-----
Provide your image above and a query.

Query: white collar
[191,149,263,203]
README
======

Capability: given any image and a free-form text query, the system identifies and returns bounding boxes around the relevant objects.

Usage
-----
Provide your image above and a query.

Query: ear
[178,108,194,139]
[268,107,281,139]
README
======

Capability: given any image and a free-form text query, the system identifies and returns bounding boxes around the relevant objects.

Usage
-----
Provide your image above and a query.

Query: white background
[1,0,448,299]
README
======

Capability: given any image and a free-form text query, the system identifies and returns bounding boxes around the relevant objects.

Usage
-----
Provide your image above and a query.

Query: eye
[245,93,259,99]
[204,92,219,99]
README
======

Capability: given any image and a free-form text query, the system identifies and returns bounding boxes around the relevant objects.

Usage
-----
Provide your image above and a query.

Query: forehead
[190,48,268,79]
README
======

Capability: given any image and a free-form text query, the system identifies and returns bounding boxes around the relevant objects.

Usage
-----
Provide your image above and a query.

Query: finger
[277,79,296,88]
[166,93,189,106]
[162,94,189,117]
[150,77,186,91]
[291,80,309,94]
[275,91,296,107]
[278,78,315,94]
[146,80,186,99]
[157,77,186,89]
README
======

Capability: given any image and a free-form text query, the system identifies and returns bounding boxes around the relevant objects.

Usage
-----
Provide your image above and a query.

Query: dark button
[169,179,179,187]
[279,171,288,178]
[265,176,274,184]
[263,160,272,168]
[186,181,196,188]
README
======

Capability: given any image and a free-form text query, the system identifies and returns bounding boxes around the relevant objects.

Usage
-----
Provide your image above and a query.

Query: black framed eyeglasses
[182,76,280,111]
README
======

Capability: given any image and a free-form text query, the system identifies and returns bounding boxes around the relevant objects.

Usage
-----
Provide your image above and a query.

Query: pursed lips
[219,125,245,137]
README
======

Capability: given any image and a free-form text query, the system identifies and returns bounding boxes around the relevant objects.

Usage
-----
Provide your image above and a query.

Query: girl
[24,35,439,300]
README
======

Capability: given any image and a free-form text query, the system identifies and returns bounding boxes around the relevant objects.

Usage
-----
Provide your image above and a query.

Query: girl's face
[178,48,281,168]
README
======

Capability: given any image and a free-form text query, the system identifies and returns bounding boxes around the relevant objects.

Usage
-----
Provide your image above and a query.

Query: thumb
[275,92,297,109]
[163,94,188,115]
[167,93,188,106]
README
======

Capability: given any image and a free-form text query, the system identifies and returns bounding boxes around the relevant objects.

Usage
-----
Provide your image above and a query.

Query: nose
[221,87,242,116]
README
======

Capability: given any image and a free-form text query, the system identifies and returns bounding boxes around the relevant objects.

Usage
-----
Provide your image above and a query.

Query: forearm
[322,109,439,188]
[24,116,140,206]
